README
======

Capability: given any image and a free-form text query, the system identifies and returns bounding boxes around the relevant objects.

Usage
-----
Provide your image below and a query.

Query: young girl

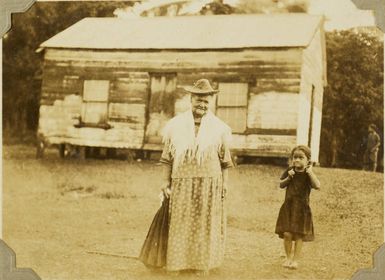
[275,145,320,269]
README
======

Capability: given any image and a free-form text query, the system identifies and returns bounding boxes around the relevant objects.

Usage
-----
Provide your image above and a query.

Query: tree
[200,0,235,15]
[235,0,307,14]
[319,30,384,169]
[2,1,133,141]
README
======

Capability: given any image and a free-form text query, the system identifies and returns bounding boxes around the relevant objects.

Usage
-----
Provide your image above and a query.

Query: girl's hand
[306,165,321,190]
[305,164,313,174]
[288,169,295,178]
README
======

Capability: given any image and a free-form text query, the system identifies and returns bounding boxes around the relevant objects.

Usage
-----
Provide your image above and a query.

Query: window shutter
[217,83,248,107]
[83,80,109,102]
[217,82,248,133]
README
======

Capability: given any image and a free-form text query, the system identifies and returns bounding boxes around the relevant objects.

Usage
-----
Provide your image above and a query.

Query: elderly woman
[147,79,234,275]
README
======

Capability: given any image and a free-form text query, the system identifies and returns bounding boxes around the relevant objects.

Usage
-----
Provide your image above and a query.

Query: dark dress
[275,168,315,241]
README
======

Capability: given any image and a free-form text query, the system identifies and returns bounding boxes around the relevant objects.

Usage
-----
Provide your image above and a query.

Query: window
[247,92,298,132]
[216,83,248,133]
[81,80,109,126]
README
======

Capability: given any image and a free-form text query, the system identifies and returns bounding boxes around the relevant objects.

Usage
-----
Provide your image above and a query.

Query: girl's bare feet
[289,260,298,269]
[167,270,180,276]
[282,258,292,268]
[195,270,209,276]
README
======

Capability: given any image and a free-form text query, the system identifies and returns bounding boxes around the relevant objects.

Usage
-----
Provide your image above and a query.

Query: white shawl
[162,110,232,169]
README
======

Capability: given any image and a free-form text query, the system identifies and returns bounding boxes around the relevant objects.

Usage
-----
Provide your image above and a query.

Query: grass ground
[2,144,384,280]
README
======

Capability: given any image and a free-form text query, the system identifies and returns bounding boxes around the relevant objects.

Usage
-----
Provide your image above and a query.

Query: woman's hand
[160,181,172,199]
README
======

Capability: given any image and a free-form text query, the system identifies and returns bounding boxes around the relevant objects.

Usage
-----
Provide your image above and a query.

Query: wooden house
[37,14,327,162]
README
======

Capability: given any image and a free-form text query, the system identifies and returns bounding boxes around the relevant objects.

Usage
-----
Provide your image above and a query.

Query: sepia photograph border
[0,0,384,279]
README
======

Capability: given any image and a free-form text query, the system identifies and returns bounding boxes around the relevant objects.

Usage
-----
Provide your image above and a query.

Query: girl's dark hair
[291,145,311,160]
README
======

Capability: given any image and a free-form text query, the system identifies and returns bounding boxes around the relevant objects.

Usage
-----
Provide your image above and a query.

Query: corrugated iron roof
[40,14,324,50]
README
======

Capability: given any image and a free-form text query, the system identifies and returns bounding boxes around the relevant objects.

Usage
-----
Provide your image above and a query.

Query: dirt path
[2,145,383,280]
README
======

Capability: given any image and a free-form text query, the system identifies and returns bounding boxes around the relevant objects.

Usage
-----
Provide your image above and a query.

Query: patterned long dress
[160,143,233,271]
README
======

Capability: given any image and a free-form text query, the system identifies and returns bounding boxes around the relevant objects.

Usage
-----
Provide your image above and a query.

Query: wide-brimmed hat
[184,79,219,95]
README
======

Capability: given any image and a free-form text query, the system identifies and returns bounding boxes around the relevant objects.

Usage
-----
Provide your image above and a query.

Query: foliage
[3,2,383,172]
[132,0,307,16]
[2,1,133,138]
[235,0,307,14]
[200,0,235,15]
[319,30,384,169]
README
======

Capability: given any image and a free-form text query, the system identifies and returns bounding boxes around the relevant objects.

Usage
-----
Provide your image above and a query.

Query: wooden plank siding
[39,61,150,148]
[145,74,177,144]
[247,92,299,131]
[39,47,306,155]
[232,134,296,156]
[297,28,325,162]
[44,48,302,72]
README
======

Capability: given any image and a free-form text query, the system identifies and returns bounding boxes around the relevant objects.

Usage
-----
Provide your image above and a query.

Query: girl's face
[292,149,309,171]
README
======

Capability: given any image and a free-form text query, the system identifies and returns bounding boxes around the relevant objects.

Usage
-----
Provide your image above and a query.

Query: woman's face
[292,150,309,170]
[191,94,213,117]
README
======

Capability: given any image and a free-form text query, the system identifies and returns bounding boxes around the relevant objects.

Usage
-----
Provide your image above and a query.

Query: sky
[34,0,379,31]
[114,0,377,31]
[307,0,376,31]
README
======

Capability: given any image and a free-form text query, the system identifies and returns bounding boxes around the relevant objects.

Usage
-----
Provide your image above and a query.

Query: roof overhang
[38,14,324,51]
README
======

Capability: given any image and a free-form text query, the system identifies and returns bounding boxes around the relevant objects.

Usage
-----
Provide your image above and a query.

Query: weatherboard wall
[39,47,307,156]
[297,28,326,162]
